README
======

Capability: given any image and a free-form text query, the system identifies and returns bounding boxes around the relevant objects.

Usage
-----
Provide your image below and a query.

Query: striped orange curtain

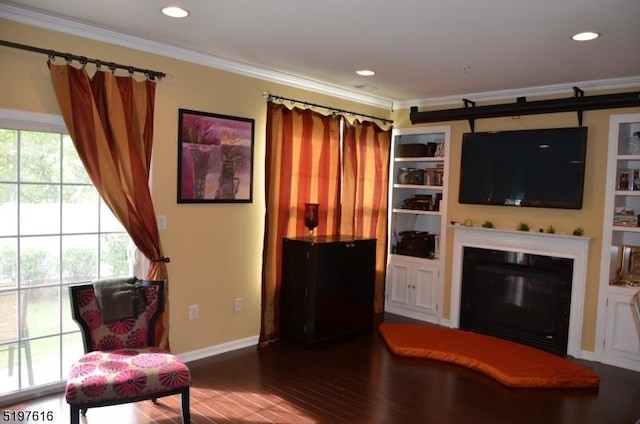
[48,63,170,349]
[341,120,391,312]
[260,102,342,345]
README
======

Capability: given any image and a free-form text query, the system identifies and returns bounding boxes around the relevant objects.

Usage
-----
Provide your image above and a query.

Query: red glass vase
[303,203,319,236]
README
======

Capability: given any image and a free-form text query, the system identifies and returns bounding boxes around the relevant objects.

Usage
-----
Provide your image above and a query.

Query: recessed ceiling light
[571,31,600,41]
[162,6,189,18]
[356,70,375,76]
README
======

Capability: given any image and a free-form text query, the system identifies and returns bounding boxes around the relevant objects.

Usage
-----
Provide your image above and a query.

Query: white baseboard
[178,334,260,363]
[578,350,596,362]
[597,354,640,372]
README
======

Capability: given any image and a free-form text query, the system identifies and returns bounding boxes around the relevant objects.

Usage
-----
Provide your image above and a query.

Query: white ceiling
[1,0,639,109]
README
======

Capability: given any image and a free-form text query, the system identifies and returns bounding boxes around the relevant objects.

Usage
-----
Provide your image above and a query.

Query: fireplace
[450,226,590,358]
[460,247,573,356]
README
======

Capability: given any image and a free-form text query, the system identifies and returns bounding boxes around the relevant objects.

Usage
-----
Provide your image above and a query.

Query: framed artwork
[177,108,254,203]
[629,247,640,276]
[618,169,632,190]
[613,245,640,285]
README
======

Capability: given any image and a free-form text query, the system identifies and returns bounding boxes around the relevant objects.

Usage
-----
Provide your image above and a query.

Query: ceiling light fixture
[571,31,600,41]
[162,6,190,18]
[356,70,375,76]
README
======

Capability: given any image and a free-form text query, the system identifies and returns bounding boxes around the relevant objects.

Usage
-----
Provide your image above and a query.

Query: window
[0,110,133,399]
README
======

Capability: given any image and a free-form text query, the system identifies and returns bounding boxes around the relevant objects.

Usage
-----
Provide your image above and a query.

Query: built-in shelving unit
[384,126,450,323]
[597,113,640,372]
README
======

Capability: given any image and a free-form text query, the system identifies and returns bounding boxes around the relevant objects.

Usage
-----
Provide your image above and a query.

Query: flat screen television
[459,127,588,209]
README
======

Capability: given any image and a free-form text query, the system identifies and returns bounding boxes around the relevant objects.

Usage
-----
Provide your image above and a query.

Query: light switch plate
[157,214,167,230]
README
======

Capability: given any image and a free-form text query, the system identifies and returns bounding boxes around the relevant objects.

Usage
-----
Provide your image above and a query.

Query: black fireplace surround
[460,247,573,356]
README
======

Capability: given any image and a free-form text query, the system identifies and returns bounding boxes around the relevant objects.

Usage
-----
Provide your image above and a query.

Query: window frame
[0,108,143,403]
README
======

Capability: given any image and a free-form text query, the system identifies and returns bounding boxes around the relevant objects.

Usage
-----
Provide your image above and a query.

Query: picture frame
[613,245,640,285]
[177,109,254,203]
[629,247,640,276]
[618,169,632,190]
[633,170,640,191]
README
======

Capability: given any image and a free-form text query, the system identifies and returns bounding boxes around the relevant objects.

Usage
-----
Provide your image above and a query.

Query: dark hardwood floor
[3,314,640,424]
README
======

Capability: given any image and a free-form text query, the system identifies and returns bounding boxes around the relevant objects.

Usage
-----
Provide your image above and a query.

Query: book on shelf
[613,214,638,226]
[613,207,637,227]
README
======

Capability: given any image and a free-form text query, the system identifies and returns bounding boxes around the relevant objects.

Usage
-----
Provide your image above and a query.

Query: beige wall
[3,18,639,355]
[0,19,391,354]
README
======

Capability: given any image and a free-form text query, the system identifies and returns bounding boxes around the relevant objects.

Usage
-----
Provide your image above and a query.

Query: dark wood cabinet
[280,235,376,348]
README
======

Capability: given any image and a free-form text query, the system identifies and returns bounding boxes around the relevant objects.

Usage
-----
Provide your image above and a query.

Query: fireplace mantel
[449,225,591,358]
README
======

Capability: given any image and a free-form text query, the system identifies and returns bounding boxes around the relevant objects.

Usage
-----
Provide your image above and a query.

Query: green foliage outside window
[0,127,132,288]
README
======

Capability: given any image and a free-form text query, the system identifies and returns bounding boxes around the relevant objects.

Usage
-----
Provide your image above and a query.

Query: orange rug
[379,323,599,389]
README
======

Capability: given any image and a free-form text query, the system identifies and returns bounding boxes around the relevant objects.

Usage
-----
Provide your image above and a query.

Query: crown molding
[0,3,394,110]
[3,3,638,114]
[394,75,640,110]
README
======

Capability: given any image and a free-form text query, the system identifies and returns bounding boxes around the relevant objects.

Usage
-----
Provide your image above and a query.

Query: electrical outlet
[189,304,198,320]
[234,298,243,312]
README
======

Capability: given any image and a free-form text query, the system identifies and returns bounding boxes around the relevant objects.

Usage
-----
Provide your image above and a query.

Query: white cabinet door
[413,264,438,314]
[387,259,411,310]
[385,255,439,321]
[604,291,640,364]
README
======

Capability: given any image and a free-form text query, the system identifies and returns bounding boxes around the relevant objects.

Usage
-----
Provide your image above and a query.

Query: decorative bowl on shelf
[401,194,435,211]
[619,133,640,155]
[397,168,424,185]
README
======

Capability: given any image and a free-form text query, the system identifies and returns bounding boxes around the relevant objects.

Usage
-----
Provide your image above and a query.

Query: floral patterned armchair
[66,280,190,424]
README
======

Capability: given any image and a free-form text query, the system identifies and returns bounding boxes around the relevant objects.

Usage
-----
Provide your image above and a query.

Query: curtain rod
[264,93,393,125]
[0,39,166,81]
